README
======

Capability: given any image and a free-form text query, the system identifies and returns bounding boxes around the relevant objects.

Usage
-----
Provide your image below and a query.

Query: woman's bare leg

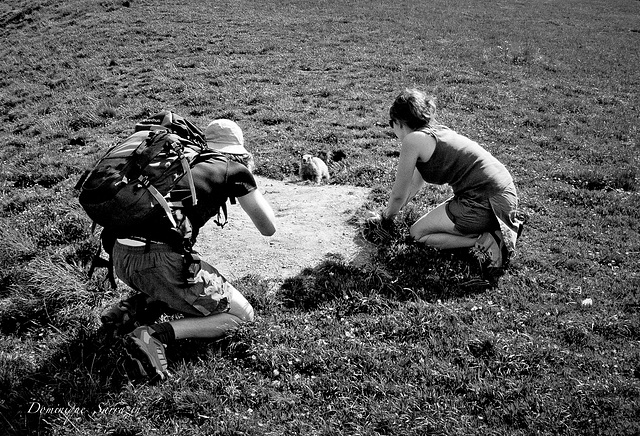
[410,202,478,249]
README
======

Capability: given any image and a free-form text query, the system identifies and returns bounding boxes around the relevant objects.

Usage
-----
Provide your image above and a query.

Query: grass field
[1,0,639,434]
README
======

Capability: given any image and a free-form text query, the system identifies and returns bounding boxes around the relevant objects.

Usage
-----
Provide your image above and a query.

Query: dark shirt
[132,153,256,244]
[415,125,512,198]
[179,155,257,233]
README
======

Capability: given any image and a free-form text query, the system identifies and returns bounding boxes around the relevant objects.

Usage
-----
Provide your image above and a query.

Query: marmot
[299,154,330,184]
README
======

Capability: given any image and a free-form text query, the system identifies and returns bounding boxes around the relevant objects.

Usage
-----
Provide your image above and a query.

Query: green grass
[1,0,639,434]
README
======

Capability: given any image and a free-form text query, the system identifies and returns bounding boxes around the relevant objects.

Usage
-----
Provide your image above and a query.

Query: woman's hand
[362,211,396,243]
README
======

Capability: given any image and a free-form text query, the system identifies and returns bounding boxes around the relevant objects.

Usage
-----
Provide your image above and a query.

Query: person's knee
[228,301,254,323]
[419,234,440,248]
[225,284,255,323]
[230,296,254,323]
[414,233,450,249]
[242,304,255,323]
[410,223,439,244]
[409,223,425,240]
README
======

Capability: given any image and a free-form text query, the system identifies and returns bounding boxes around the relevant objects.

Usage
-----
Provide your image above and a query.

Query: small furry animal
[299,154,330,184]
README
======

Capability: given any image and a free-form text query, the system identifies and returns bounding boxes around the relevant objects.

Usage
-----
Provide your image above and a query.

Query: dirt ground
[195,176,376,282]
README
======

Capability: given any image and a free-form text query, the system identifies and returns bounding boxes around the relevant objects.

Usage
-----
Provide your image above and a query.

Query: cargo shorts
[112,241,250,318]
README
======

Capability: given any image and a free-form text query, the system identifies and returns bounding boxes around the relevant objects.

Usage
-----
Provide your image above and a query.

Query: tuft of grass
[556,168,637,192]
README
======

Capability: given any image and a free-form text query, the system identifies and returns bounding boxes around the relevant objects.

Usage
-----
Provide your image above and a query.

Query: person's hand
[364,210,380,220]
[362,211,395,243]
[366,211,395,230]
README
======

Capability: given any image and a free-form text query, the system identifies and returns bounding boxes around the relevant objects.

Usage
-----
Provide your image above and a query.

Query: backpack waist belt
[116,238,168,247]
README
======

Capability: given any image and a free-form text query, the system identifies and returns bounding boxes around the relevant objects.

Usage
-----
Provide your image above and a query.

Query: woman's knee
[419,233,454,249]
[409,223,424,240]
[411,204,455,237]
[409,219,442,241]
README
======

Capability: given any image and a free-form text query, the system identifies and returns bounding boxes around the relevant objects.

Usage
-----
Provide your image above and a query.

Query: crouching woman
[374,88,523,269]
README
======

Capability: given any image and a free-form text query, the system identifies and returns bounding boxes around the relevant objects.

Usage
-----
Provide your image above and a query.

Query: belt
[116,238,166,247]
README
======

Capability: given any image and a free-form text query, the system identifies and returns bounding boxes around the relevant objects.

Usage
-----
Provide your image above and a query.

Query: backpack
[134,110,207,146]
[76,111,226,287]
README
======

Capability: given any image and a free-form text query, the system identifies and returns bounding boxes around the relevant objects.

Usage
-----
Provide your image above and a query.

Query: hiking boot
[101,294,167,335]
[124,326,169,381]
[470,230,506,269]
[101,300,139,334]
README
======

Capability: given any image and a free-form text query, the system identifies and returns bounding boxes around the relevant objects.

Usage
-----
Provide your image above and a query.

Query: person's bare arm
[237,189,277,236]
[403,168,425,207]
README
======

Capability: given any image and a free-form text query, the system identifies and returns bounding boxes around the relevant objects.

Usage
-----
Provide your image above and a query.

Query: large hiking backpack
[134,110,206,146]
[76,111,225,287]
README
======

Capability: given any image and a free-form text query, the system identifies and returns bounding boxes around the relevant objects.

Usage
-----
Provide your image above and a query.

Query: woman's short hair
[389,88,437,130]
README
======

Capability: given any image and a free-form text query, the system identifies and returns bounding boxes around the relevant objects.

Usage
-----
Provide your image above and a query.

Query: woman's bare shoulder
[404,131,436,159]
[405,130,435,143]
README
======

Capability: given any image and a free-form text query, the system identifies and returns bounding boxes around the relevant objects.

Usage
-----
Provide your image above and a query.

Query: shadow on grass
[0,268,292,435]
[280,231,500,312]
[0,323,236,436]
[0,326,129,435]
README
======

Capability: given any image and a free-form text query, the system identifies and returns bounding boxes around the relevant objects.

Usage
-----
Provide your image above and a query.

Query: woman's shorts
[445,195,500,235]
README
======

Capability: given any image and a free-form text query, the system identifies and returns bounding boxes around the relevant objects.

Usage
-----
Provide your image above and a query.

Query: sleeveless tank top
[415,125,512,198]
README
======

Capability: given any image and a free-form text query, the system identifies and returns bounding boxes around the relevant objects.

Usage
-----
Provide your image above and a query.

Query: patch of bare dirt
[195,176,376,282]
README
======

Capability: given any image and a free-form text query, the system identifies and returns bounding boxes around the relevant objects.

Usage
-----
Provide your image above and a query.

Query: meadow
[0,0,639,434]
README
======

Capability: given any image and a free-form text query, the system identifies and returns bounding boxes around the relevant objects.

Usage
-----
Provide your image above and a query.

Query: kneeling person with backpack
[80,115,276,381]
